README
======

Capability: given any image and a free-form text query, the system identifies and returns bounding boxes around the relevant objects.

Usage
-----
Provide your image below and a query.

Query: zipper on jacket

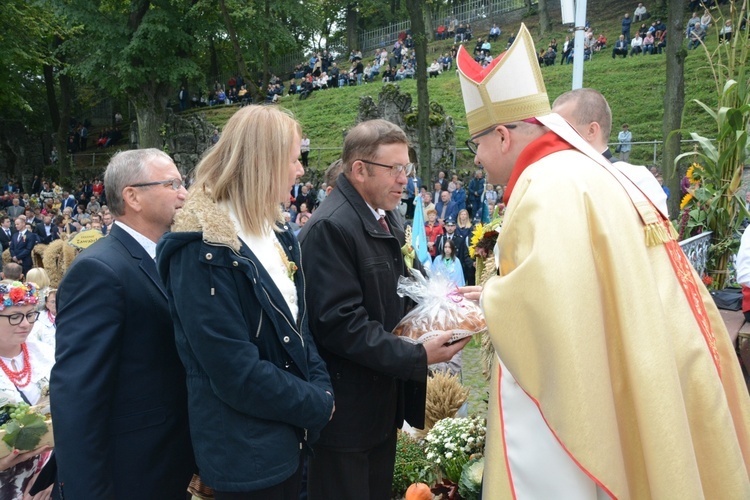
[256,314,262,338]
[204,239,305,346]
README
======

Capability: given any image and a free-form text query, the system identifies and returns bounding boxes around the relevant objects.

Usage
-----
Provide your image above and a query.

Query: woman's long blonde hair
[192,105,301,235]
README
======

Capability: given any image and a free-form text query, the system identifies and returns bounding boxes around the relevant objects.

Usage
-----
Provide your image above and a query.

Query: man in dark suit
[62,192,78,212]
[34,215,60,244]
[50,149,195,498]
[101,212,115,235]
[434,190,458,225]
[9,216,36,274]
[0,215,15,251]
[300,119,469,500]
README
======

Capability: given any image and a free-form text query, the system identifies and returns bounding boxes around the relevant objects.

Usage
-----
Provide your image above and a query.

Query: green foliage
[674,1,750,287]
[1,404,49,452]
[391,431,438,497]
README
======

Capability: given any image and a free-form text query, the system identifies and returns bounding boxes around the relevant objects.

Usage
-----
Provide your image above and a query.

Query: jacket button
[284,225,288,230]
[288,245,293,251]
[205,253,213,260]
[283,336,290,343]
[232,261,238,267]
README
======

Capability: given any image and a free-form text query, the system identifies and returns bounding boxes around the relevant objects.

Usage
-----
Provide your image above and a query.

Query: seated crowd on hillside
[190,1,745,107]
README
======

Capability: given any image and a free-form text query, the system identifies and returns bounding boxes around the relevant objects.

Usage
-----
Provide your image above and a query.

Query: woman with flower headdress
[0,281,54,499]
[156,105,334,498]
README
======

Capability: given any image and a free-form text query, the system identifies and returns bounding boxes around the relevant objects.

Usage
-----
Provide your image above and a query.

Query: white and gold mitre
[456,23,550,136]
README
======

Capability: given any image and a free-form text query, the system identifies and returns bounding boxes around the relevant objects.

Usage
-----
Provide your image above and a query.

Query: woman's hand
[0,445,52,472]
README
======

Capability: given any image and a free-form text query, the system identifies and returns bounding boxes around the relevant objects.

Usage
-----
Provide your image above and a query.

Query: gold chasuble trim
[663,234,722,376]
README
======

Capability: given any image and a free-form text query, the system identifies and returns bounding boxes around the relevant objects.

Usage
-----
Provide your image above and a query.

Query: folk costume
[457,24,750,499]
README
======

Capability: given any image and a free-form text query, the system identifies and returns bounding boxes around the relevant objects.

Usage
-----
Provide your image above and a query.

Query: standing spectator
[10,217,37,275]
[0,216,14,251]
[435,190,458,224]
[425,208,444,259]
[157,105,333,498]
[432,238,465,286]
[211,128,220,145]
[467,169,485,217]
[452,180,466,212]
[30,175,42,195]
[299,119,468,500]
[621,13,633,41]
[78,123,88,151]
[51,149,195,497]
[300,133,310,168]
[405,171,421,220]
[178,86,188,111]
[618,123,633,161]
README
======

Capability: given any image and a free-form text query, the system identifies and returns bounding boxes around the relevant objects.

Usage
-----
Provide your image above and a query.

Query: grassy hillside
[198,0,727,173]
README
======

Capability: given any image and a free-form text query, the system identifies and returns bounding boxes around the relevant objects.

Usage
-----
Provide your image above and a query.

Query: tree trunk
[406,0,432,182]
[424,3,435,43]
[57,71,73,178]
[130,86,169,150]
[262,0,270,94]
[662,0,685,218]
[208,36,219,83]
[43,65,60,133]
[538,0,552,35]
[218,0,260,100]
[346,3,359,52]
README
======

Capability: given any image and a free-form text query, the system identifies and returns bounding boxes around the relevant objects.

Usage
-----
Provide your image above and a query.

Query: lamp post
[560,0,587,89]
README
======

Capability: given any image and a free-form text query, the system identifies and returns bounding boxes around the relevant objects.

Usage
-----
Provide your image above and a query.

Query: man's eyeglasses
[357,159,414,177]
[128,179,184,191]
[0,311,40,325]
[465,124,516,155]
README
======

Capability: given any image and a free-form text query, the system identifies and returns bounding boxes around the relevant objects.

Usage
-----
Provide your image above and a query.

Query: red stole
[503,132,574,205]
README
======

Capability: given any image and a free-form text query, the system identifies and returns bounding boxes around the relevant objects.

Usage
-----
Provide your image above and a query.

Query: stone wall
[162,109,215,174]
[356,83,455,181]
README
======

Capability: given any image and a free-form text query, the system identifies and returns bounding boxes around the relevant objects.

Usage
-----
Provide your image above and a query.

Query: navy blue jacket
[156,191,333,492]
[52,223,194,499]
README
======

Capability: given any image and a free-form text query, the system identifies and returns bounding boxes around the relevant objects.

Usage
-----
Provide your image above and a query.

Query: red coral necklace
[0,343,31,387]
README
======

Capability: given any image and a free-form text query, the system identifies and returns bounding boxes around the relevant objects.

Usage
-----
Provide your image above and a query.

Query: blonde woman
[157,105,334,499]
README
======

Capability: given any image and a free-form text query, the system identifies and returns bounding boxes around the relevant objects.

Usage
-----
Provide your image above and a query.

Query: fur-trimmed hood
[170,188,241,252]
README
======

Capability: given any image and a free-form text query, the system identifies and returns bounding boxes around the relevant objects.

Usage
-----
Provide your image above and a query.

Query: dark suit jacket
[34,223,59,244]
[0,227,15,251]
[9,230,36,272]
[299,174,427,452]
[50,224,194,499]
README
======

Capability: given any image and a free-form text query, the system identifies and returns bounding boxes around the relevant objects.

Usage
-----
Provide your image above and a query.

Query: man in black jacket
[300,119,469,500]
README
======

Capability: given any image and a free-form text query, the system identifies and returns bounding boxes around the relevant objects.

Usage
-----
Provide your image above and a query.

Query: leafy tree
[56,0,201,149]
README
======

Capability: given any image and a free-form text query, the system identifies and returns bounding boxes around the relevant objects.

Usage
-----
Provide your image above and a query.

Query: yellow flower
[687,162,703,183]
[469,224,484,259]
[680,192,693,210]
